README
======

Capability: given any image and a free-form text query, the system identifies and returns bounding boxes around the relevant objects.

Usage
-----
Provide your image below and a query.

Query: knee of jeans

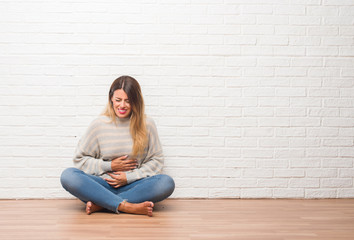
[60,167,81,190]
[159,174,175,195]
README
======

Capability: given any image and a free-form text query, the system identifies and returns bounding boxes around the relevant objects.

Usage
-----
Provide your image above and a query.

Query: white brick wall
[0,0,353,199]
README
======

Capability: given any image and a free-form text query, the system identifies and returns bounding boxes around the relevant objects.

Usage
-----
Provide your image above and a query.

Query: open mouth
[118,109,127,114]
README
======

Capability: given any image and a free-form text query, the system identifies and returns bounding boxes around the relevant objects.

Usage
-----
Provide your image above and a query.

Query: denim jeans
[60,167,175,213]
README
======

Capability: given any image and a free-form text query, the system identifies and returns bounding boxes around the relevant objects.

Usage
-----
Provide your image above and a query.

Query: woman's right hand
[111,155,138,172]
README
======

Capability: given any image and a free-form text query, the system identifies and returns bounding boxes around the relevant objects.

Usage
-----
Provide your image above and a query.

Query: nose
[120,101,126,108]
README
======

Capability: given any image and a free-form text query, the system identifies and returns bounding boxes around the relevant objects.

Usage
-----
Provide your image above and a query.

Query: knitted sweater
[73,115,164,184]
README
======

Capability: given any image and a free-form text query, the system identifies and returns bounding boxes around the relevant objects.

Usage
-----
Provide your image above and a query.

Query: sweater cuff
[101,160,112,172]
[125,171,138,184]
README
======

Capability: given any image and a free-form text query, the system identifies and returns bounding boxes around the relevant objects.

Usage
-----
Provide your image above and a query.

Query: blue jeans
[60,168,175,213]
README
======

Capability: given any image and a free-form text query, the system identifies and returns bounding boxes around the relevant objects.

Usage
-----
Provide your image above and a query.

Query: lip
[118,109,127,114]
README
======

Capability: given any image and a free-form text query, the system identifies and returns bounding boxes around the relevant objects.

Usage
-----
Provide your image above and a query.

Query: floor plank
[0,199,353,240]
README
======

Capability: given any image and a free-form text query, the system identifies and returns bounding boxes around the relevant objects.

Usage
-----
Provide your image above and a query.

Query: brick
[226,118,258,127]
[193,137,224,147]
[307,6,338,16]
[340,148,354,157]
[243,169,274,178]
[242,25,274,35]
[307,47,339,57]
[244,107,274,117]
[323,118,354,127]
[338,189,354,198]
[192,158,224,168]
[242,149,274,158]
[257,179,288,188]
[224,15,256,24]
[339,169,354,178]
[274,5,305,15]
[241,189,273,198]
[275,149,305,158]
[257,16,289,25]
[341,109,354,117]
[276,87,306,96]
[322,37,353,46]
[257,159,289,168]
[210,168,242,178]
[207,5,240,15]
[309,108,340,117]
[276,108,306,117]
[209,188,241,198]
[305,189,337,198]
[308,26,338,36]
[172,188,208,198]
[306,169,337,177]
[207,25,241,34]
[258,57,290,67]
[259,138,289,147]
[323,159,353,168]
[290,159,321,168]
[211,148,241,158]
[275,26,306,36]
[226,138,258,147]
[324,16,354,25]
[225,159,256,168]
[226,178,257,188]
[274,169,305,178]
[211,127,241,137]
[289,178,320,188]
[209,107,242,117]
[323,139,353,147]
[259,117,290,127]
[244,128,274,137]
[321,178,352,188]
[226,57,257,67]
[290,16,321,25]
[209,46,241,56]
[273,189,305,198]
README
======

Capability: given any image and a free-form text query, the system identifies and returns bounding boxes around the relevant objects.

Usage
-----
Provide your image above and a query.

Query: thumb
[120,155,129,160]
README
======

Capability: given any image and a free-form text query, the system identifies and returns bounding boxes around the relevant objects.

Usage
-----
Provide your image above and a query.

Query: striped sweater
[73,115,164,184]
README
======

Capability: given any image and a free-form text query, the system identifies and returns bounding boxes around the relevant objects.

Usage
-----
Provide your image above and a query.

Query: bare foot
[118,201,154,217]
[86,201,103,215]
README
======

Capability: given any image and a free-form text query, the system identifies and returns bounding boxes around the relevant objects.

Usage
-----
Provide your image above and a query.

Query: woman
[60,76,175,217]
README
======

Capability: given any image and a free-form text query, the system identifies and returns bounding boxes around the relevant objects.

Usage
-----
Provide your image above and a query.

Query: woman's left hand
[105,172,127,188]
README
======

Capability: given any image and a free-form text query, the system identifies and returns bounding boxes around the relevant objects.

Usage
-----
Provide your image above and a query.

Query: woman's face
[111,89,132,118]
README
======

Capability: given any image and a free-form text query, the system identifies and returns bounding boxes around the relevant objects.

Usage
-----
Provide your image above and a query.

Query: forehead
[113,89,128,99]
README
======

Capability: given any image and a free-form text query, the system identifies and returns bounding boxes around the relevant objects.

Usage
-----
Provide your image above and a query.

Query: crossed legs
[60,168,175,216]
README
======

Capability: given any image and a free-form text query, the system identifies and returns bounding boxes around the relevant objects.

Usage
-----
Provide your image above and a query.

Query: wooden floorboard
[0,199,353,240]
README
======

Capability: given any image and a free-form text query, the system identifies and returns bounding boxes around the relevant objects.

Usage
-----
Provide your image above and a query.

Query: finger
[105,179,119,184]
[105,179,117,184]
[106,181,117,186]
[105,177,118,183]
[119,155,129,160]
[107,173,119,179]
[125,161,138,165]
[123,159,137,164]
[122,164,137,170]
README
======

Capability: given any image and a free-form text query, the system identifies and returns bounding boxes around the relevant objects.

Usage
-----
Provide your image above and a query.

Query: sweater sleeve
[73,118,112,175]
[125,118,164,184]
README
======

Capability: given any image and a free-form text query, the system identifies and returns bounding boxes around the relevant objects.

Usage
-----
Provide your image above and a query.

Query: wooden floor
[0,199,354,240]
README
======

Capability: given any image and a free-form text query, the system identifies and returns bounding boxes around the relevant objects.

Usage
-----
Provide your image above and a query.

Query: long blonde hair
[102,76,147,157]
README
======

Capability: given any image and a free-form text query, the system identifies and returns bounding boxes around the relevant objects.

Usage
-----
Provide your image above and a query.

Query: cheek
[111,101,118,108]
